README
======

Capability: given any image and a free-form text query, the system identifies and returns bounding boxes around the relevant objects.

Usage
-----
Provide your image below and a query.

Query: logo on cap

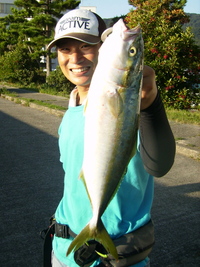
[58,16,91,35]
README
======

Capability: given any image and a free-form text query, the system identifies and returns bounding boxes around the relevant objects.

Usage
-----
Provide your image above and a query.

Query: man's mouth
[71,67,90,73]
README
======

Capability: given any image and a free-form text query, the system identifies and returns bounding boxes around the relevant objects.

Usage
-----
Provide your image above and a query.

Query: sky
[79,0,200,18]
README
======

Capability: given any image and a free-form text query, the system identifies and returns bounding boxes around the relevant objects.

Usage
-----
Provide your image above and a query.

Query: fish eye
[129,46,137,56]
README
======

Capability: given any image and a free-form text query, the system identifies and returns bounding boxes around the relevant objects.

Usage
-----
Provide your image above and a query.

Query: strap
[42,222,55,267]
[54,222,77,238]
[41,216,77,267]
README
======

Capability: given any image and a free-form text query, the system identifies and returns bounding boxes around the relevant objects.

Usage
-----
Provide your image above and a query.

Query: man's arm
[139,66,176,177]
[140,66,158,110]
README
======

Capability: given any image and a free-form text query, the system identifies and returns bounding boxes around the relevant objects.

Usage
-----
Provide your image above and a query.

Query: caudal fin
[66,219,118,260]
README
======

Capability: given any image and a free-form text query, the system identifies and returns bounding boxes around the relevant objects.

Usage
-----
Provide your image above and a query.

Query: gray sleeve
[139,92,176,177]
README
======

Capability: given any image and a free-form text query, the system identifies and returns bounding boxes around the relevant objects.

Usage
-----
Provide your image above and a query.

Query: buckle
[55,223,70,238]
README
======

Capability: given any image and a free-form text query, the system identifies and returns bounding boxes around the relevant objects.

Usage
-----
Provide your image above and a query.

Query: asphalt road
[0,97,199,267]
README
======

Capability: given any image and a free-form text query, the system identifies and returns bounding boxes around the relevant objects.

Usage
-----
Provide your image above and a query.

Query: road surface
[0,97,199,266]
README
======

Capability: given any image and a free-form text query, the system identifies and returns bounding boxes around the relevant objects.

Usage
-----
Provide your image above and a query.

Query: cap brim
[47,33,101,50]
[101,27,113,42]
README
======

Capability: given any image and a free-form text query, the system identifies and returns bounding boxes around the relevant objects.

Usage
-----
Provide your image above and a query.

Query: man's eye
[81,44,91,49]
[58,47,70,53]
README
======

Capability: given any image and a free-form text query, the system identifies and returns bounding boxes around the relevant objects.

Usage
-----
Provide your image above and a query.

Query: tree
[0,0,80,78]
[0,43,45,85]
[126,0,200,109]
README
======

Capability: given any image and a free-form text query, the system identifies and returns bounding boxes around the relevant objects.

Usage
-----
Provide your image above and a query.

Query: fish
[67,18,144,260]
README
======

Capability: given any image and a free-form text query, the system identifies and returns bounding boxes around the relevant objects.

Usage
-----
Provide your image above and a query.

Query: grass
[39,86,70,98]
[175,137,186,141]
[23,98,66,111]
[166,108,200,125]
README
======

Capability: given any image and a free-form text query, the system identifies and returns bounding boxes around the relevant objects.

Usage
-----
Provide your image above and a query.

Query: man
[46,8,175,267]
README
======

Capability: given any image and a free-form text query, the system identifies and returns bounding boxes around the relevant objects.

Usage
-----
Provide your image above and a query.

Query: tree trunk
[46,47,51,78]
[46,0,51,79]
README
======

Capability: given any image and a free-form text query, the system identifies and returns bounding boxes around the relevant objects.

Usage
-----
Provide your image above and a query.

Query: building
[79,6,96,13]
[0,0,17,17]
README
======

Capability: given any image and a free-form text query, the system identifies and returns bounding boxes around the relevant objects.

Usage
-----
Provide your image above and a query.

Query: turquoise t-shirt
[53,105,154,267]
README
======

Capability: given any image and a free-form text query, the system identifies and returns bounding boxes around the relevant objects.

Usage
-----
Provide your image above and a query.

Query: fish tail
[66,219,118,260]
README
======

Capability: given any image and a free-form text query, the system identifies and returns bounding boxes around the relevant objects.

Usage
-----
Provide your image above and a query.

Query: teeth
[72,67,89,73]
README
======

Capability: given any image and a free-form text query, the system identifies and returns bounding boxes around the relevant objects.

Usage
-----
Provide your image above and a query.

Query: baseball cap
[47,9,106,49]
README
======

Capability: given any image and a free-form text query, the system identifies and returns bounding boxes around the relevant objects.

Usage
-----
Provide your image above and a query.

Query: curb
[1,93,199,161]
[176,145,199,160]
[29,102,65,117]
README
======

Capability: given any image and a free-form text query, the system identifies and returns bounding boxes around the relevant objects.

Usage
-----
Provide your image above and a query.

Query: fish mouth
[70,67,90,73]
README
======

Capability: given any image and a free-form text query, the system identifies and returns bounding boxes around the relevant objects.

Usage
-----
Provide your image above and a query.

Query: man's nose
[69,51,84,64]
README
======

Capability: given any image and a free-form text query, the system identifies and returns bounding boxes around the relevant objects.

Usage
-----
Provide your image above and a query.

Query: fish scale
[67,19,144,260]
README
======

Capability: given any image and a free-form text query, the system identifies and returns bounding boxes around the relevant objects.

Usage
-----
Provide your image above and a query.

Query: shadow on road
[151,179,200,266]
[0,111,63,266]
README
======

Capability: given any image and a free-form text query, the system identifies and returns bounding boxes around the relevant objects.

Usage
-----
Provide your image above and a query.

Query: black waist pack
[103,219,155,267]
[74,220,155,267]
[41,218,154,267]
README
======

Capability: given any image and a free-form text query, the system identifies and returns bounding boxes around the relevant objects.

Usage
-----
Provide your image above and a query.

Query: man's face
[57,39,101,88]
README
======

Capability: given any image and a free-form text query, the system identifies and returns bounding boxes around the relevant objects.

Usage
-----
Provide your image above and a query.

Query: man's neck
[76,86,89,106]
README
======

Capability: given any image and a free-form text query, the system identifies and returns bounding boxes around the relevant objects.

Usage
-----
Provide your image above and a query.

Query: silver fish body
[67,19,144,260]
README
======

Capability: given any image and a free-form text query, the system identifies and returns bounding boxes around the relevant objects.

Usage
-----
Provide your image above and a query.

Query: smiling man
[45,8,175,267]
[56,39,100,105]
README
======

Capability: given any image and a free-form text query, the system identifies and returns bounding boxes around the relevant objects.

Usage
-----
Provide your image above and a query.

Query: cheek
[58,53,66,67]
[58,55,70,76]
[57,50,69,65]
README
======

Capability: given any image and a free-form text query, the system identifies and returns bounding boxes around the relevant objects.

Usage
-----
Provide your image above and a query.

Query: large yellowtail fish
[67,19,144,260]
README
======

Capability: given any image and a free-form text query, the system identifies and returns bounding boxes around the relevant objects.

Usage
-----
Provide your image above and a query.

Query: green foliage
[0,44,45,85]
[0,0,80,78]
[0,0,79,54]
[126,0,200,109]
[44,65,74,95]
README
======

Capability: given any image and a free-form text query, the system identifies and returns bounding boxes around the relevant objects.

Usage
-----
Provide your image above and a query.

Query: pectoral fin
[107,89,123,118]
[79,170,92,204]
